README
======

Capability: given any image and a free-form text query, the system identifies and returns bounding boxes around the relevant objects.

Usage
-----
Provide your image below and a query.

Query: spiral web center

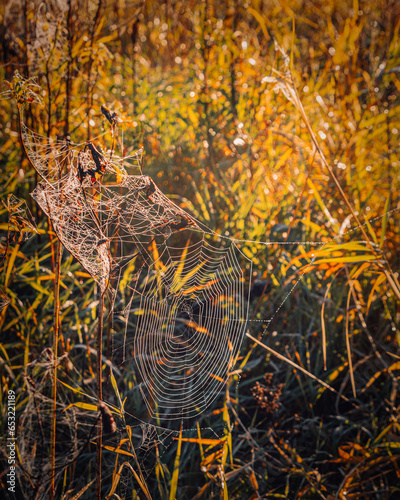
[124,237,250,422]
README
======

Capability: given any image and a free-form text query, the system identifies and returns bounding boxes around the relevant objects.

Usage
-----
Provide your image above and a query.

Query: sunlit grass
[0,0,399,498]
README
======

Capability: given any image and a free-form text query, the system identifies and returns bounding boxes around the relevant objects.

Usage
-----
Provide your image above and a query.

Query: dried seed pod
[86,142,107,174]
[101,104,122,126]
[98,402,117,434]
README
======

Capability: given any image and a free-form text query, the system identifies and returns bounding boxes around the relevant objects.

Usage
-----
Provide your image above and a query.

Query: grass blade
[169,422,183,500]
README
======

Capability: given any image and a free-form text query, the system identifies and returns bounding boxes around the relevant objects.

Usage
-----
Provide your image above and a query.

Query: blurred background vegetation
[0,0,400,498]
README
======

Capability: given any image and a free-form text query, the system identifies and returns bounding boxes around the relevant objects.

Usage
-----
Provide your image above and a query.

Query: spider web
[120,234,250,423]
[23,123,252,430]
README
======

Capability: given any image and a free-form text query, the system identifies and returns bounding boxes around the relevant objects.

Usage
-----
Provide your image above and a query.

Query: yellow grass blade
[196,423,205,463]
[380,191,391,248]
[169,422,183,500]
[110,367,123,410]
[316,362,348,401]
[345,284,357,398]
[312,255,377,264]
[363,361,400,392]
[248,7,271,41]
[68,479,95,500]
[58,380,87,396]
[98,444,135,458]
[182,279,219,295]
[201,449,224,469]
[5,244,20,288]
[172,437,225,446]
[321,280,334,370]
[367,272,386,313]
[171,261,205,294]
[63,402,98,412]
[173,240,189,285]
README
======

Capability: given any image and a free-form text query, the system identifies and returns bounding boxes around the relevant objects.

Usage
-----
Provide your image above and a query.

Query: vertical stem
[50,239,61,500]
[50,13,72,489]
[96,285,105,500]
[130,1,145,141]
[44,24,57,495]
[106,298,112,362]
[87,0,103,140]
[201,0,215,171]
[23,0,30,77]
[46,17,64,485]
[229,0,239,122]
[64,0,73,140]
[131,18,139,117]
